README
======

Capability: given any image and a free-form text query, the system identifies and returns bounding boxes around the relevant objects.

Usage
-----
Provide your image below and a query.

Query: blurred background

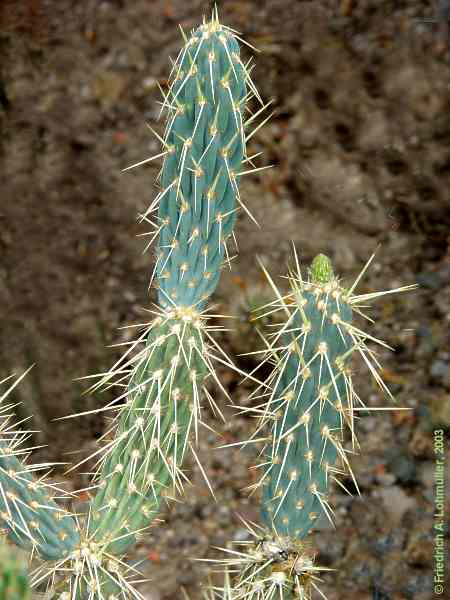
[0,1,449,599]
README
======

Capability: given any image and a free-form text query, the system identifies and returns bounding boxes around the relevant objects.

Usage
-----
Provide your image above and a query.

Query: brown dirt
[1,1,449,599]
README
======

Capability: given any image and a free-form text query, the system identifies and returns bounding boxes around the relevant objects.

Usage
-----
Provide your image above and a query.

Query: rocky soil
[0,1,449,599]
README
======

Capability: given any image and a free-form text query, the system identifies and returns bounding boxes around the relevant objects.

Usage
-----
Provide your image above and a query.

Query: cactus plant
[213,251,416,599]
[0,7,417,600]
[82,8,263,559]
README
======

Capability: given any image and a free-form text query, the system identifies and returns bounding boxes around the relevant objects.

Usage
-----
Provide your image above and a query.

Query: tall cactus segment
[260,254,353,538]
[254,252,416,539]
[0,372,80,562]
[79,8,268,557]
[214,251,416,600]
[146,6,272,308]
[154,11,250,309]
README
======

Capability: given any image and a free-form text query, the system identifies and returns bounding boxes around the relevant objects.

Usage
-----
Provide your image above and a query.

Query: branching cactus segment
[253,252,416,539]
[0,372,79,562]
[76,7,267,561]
[212,251,416,600]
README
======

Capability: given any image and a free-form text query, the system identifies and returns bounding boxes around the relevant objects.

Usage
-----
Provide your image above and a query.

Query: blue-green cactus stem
[0,439,80,560]
[155,16,248,309]
[0,372,80,562]
[260,255,354,538]
[87,311,208,556]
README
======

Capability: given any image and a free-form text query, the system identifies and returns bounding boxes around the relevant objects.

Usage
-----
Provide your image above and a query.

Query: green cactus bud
[309,254,334,284]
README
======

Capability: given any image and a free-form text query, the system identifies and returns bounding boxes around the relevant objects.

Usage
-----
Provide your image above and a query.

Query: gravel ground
[0,1,449,599]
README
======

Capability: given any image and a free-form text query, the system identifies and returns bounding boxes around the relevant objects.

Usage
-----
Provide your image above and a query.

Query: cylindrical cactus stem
[0,372,80,562]
[260,254,353,538]
[0,540,30,600]
[87,310,208,555]
[82,7,266,557]
[256,252,416,538]
[151,11,251,307]
[212,252,416,600]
